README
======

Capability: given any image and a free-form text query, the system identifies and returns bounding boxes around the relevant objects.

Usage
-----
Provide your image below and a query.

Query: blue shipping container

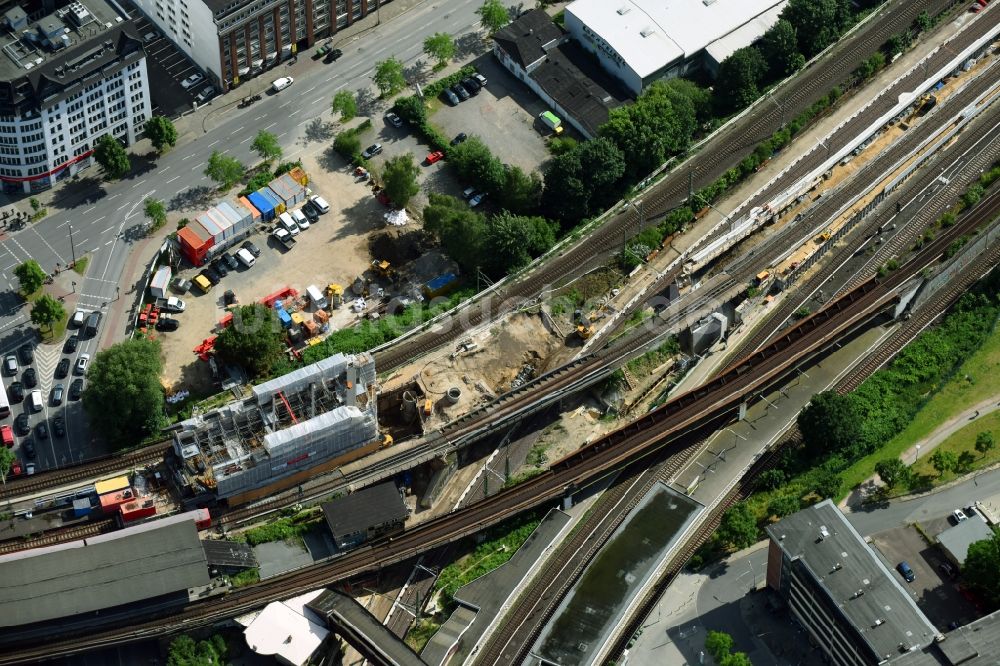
[73,497,92,517]
[246,191,275,221]
[423,273,458,299]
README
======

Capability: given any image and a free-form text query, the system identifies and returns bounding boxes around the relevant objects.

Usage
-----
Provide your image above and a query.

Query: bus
[0,387,9,419]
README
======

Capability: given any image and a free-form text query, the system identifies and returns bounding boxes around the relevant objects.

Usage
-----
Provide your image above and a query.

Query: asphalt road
[0,0,485,470]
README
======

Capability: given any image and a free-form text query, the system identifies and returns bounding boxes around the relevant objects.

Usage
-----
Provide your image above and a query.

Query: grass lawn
[838,318,1000,496]
[41,308,69,344]
[405,617,441,652]
[907,411,1000,487]
[72,256,90,275]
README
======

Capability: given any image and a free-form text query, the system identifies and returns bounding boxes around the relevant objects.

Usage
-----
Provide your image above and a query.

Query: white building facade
[0,2,151,193]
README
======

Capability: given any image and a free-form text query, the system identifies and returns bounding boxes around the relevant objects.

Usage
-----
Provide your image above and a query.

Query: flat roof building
[0,517,209,628]
[936,514,994,567]
[321,481,408,550]
[564,0,787,95]
[0,0,151,192]
[766,500,940,665]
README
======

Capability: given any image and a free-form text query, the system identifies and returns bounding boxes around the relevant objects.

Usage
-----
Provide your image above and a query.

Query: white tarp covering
[384,209,409,226]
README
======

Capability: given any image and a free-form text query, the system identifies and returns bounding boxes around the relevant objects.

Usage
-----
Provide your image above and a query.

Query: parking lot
[120,0,212,118]
[870,522,979,629]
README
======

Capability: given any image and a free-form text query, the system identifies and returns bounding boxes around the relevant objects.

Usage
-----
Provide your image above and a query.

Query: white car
[953,509,968,523]
[180,72,204,89]
[271,76,294,92]
[309,195,330,214]
[75,353,90,376]
[291,208,309,230]
[163,297,186,313]
[71,309,86,327]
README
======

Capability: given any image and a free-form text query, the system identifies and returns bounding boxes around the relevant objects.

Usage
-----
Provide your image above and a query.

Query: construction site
[170,353,381,507]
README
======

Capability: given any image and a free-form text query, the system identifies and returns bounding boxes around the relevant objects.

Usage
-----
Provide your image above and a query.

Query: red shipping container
[100,487,137,514]
[120,498,157,522]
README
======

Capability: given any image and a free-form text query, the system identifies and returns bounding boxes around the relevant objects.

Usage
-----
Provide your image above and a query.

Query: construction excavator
[574,309,595,340]
[901,94,937,129]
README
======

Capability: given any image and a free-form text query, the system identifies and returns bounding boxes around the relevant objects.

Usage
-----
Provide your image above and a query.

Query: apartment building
[0,0,151,192]
[132,0,391,91]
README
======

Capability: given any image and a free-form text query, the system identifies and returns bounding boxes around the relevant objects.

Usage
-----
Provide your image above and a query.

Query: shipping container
[287,166,309,186]
[247,191,276,221]
[95,475,130,496]
[100,487,138,514]
[423,273,459,299]
[214,203,243,234]
[178,222,215,266]
[204,208,235,241]
[149,266,172,300]
[120,498,157,522]
[72,497,93,518]
[223,198,254,234]
[238,196,262,223]
[262,187,286,215]
[197,213,226,243]
[273,173,306,205]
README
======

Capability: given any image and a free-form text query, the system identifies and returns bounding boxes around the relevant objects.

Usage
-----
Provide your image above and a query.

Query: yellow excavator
[901,94,937,129]
[574,309,595,340]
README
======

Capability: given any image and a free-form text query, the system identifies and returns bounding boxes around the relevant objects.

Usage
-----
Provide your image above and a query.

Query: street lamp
[68,224,77,268]
[71,281,76,294]
[914,444,921,465]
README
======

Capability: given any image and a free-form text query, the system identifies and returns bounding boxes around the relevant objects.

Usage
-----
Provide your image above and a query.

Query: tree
[813,469,841,498]
[760,19,801,78]
[250,130,282,163]
[718,504,758,549]
[94,134,131,180]
[167,633,227,666]
[382,154,420,208]
[215,304,284,378]
[798,392,864,459]
[83,339,166,451]
[542,137,625,222]
[976,431,995,457]
[781,0,852,58]
[333,131,362,161]
[705,631,734,662]
[721,654,753,666]
[393,95,426,125]
[372,57,406,97]
[758,468,786,491]
[30,294,65,332]
[423,194,487,274]
[874,458,910,490]
[713,46,768,114]
[449,136,506,195]
[424,32,456,66]
[915,10,932,33]
[484,211,556,275]
[331,90,357,121]
[14,260,46,295]
[0,446,13,487]
[476,0,509,34]
[929,450,958,477]
[957,450,976,473]
[497,165,542,215]
[963,529,1000,607]
[144,115,178,153]
[144,197,167,230]
[767,495,801,518]
[204,150,245,189]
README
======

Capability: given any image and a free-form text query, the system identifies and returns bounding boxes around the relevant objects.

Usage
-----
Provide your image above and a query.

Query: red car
[10,459,22,476]
[425,150,445,165]
[1,424,12,448]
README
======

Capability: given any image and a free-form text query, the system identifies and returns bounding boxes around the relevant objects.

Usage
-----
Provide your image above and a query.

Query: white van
[236,248,256,268]
[291,208,309,230]
[309,195,330,214]
[306,284,328,310]
[29,389,43,413]
[278,212,300,236]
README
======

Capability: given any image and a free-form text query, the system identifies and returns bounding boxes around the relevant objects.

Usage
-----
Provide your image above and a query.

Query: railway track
[720,91,1000,368]
[0,519,112,555]
[0,0,968,510]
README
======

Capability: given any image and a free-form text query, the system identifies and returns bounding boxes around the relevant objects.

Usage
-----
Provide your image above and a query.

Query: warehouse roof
[202,539,257,569]
[493,9,566,70]
[322,482,408,540]
[566,0,785,78]
[0,520,209,627]
[766,500,940,661]
[936,515,994,566]
[704,2,787,68]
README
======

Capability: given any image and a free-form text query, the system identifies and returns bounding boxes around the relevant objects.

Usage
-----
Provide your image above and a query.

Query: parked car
[180,72,204,89]
[385,112,403,128]
[19,343,33,365]
[309,195,330,214]
[55,358,70,379]
[461,77,481,95]
[472,73,488,87]
[1,424,12,448]
[271,76,294,92]
[222,252,239,271]
[302,203,320,223]
[23,368,36,388]
[241,240,261,257]
[450,132,468,146]
[4,354,17,376]
[35,421,47,440]
[71,309,86,327]
[451,83,470,101]
[291,208,310,230]
[161,297,186,313]
[171,276,193,294]
[22,438,35,459]
[211,257,229,278]
[69,378,84,401]
[194,85,215,105]
[896,561,915,582]
[469,192,486,208]
[51,383,64,406]
[29,389,41,412]
[64,334,79,354]
[443,88,460,106]
[462,186,478,199]
[362,143,383,159]
[327,48,343,61]
[156,317,180,332]
[15,413,29,436]
[202,266,222,285]
[425,150,445,165]
[143,30,159,43]
[8,381,23,403]
[952,509,968,524]
[75,353,90,375]
[52,415,65,438]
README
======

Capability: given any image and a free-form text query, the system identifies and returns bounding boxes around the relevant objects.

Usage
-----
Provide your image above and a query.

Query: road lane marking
[117,203,128,210]
[255,115,266,120]
[101,226,114,234]
[105,239,114,245]
[161,166,170,172]
[131,179,146,189]
[167,176,180,184]
[30,228,66,265]
[278,132,287,138]
[182,154,193,160]
[310,97,324,105]
[240,136,252,144]
[93,215,106,223]
[305,85,316,93]
[233,126,244,133]
[335,82,348,91]
[77,238,90,247]
[289,109,301,116]
[208,140,219,148]
[265,122,277,129]
[108,193,120,200]
[84,207,96,214]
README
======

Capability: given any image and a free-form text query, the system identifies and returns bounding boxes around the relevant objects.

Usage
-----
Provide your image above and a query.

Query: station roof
[321,482,408,539]
[243,590,328,666]
[0,520,209,627]
[767,500,940,661]
[566,0,785,78]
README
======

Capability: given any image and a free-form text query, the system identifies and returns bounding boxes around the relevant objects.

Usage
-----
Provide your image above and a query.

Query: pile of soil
[369,229,431,265]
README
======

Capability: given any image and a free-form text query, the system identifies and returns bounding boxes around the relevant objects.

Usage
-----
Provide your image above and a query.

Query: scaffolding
[173,353,378,500]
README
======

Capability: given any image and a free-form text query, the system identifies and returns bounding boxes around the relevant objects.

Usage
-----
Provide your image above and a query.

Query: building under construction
[171,353,380,506]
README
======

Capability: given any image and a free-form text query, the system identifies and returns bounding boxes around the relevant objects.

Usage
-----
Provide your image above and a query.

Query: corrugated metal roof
[178,223,212,250]
[0,521,209,627]
[94,475,130,495]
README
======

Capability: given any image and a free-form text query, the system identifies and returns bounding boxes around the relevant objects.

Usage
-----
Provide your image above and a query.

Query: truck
[272,227,297,250]
[538,111,563,135]
[154,296,186,313]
